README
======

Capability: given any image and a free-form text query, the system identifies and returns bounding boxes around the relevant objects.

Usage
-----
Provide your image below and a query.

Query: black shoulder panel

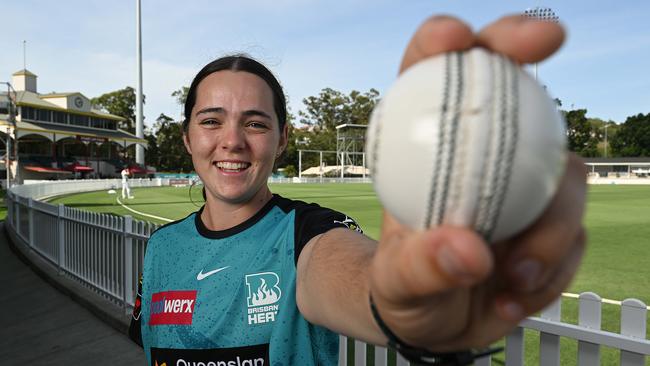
[274,195,363,264]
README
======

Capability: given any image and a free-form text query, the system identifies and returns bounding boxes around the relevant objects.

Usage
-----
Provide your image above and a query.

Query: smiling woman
[129,54,367,366]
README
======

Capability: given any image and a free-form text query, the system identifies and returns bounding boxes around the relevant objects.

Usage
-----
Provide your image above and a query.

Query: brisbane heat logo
[245,272,281,325]
[149,290,197,325]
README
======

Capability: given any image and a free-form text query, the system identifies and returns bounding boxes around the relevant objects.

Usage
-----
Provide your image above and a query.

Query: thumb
[372,225,493,304]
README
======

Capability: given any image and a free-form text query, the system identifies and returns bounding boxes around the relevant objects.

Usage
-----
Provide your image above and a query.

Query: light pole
[604,124,609,157]
[135,0,145,166]
[523,7,559,80]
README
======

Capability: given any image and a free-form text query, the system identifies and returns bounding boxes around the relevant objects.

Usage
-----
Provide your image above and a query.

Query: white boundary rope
[116,196,173,223]
[562,292,650,309]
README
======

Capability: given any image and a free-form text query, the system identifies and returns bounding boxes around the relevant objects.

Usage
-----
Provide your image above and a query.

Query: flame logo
[246,272,282,307]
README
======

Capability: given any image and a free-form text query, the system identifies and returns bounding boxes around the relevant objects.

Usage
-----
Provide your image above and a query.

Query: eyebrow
[195,107,272,120]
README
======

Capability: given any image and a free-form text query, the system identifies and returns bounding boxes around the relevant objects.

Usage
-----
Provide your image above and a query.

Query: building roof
[27,120,143,142]
[41,92,79,98]
[15,90,60,109]
[583,157,650,164]
[14,90,124,121]
[12,69,37,77]
[0,119,146,147]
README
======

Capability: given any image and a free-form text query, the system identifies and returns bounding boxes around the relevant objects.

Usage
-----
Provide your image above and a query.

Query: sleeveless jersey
[129,194,362,366]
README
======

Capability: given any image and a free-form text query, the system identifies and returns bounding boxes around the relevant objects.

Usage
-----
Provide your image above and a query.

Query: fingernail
[436,245,472,282]
[513,259,542,292]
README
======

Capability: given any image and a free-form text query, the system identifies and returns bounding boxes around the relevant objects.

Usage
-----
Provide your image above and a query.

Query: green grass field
[49,183,650,365]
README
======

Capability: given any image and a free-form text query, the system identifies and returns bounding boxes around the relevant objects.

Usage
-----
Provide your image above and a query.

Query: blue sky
[2,1,649,128]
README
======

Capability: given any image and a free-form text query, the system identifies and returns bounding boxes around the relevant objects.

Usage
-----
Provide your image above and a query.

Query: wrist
[368,293,502,366]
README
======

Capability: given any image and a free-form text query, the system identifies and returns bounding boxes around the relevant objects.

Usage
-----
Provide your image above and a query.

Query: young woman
[130,14,587,366]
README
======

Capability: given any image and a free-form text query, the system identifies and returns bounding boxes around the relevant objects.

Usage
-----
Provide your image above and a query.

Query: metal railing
[6,179,161,311]
[4,180,650,365]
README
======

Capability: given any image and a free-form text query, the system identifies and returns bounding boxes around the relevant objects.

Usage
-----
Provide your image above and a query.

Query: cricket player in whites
[121,167,134,199]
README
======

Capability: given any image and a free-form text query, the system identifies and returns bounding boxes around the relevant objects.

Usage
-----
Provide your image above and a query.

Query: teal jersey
[129,194,362,366]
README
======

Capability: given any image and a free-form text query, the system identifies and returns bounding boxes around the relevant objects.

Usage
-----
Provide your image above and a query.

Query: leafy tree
[299,88,380,132]
[144,126,159,167]
[587,118,618,157]
[172,86,189,109]
[91,87,144,133]
[276,111,299,170]
[283,165,297,178]
[294,88,380,170]
[564,109,600,157]
[150,113,193,172]
[610,113,650,157]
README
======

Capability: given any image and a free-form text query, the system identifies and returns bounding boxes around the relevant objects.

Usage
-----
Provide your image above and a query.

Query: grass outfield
[50,183,650,365]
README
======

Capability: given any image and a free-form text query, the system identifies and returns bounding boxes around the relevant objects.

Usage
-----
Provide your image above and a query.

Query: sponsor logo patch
[245,272,281,325]
[151,344,269,366]
[149,290,197,325]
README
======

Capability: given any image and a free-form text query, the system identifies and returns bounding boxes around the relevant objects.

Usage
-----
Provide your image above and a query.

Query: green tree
[144,126,159,167]
[610,113,650,157]
[564,109,599,157]
[283,165,297,178]
[150,113,193,172]
[276,110,299,170]
[299,88,380,132]
[294,88,380,170]
[172,86,189,108]
[587,118,619,157]
[91,87,143,133]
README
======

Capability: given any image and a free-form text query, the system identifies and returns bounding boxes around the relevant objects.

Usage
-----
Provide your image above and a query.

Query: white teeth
[216,161,249,170]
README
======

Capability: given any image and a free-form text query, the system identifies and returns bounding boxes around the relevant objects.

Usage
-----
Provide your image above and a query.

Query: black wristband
[369,293,503,366]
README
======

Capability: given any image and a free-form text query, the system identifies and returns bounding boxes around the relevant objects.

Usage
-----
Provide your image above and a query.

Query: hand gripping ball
[366,48,567,242]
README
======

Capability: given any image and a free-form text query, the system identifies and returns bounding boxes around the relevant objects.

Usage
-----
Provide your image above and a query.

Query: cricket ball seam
[438,52,464,228]
[474,52,498,238]
[425,52,452,228]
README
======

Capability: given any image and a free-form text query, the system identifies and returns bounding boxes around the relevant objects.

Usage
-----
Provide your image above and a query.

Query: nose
[220,122,246,151]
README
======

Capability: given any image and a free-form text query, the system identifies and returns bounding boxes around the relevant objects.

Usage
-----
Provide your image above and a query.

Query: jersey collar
[195,194,280,239]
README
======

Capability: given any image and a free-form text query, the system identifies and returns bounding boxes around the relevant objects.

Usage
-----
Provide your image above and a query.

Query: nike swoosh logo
[197,266,229,281]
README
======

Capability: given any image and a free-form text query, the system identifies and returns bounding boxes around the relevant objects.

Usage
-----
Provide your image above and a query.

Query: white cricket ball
[366,48,567,242]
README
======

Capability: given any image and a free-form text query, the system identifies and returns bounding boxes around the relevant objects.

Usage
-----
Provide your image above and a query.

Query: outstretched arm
[296,14,587,352]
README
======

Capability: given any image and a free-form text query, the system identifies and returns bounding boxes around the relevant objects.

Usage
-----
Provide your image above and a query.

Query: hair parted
[182,54,287,133]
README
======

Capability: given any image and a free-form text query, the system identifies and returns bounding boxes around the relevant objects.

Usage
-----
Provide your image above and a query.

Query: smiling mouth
[214,161,251,173]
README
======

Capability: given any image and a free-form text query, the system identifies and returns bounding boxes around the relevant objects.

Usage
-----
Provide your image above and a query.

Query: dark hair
[183,54,287,133]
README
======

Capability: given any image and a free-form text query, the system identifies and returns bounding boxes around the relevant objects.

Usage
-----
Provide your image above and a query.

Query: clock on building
[74,96,84,108]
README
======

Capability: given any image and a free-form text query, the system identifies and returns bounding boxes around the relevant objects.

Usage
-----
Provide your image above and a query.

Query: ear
[277,123,289,157]
[183,132,192,155]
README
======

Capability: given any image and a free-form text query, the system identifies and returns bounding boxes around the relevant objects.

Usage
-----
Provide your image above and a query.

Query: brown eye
[200,119,221,127]
[246,121,269,130]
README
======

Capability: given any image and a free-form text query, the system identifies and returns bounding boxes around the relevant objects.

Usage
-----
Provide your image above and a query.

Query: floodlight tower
[135,0,145,166]
[335,124,367,178]
[523,6,559,80]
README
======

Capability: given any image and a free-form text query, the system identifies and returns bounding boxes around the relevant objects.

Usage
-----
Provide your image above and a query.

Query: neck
[200,186,273,231]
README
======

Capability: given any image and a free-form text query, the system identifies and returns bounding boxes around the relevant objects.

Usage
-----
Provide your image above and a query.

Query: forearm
[296,228,387,345]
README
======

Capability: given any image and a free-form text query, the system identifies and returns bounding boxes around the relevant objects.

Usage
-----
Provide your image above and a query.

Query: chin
[207,187,255,204]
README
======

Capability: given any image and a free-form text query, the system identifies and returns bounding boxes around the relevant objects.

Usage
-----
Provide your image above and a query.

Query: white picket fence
[4,180,650,365]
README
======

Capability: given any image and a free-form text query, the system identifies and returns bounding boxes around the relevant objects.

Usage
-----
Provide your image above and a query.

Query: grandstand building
[0,69,147,184]
[584,157,650,178]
